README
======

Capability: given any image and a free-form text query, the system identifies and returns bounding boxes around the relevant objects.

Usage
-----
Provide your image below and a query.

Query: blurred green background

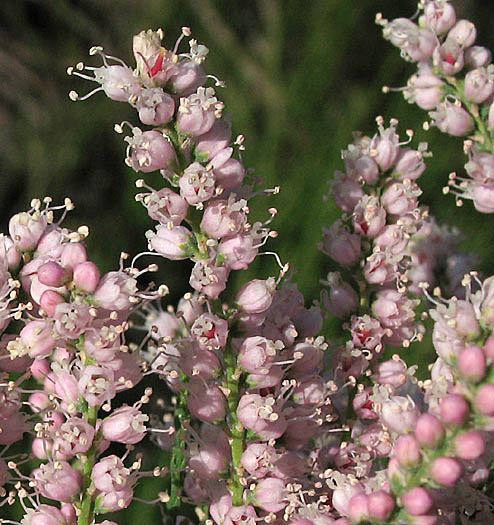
[1,0,494,523]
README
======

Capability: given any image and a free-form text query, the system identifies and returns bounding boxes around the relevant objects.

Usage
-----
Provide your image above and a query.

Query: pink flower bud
[448,19,477,47]
[454,431,485,460]
[170,60,205,95]
[464,66,494,103]
[37,261,68,287]
[381,180,421,216]
[93,271,137,310]
[0,235,20,271]
[321,272,358,318]
[321,222,361,266]
[101,405,149,444]
[195,119,232,162]
[373,357,408,388]
[127,129,175,173]
[54,369,81,405]
[92,455,134,493]
[458,345,486,382]
[352,195,386,237]
[424,2,456,34]
[9,211,48,252]
[402,487,434,516]
[218,233,258,270]
[367,490,395,521]
[475,384,494,415]
[39,290,65,317]
[381,395,419,434]
[393,148,426,180]
[394,435,422,467]
[147,224,194,260]
[415,414,445,447]
[73,261,101,293]
[405,72,444,110]
[348,493,369,522]
[465,46,492,68]
[24,505,66,525]
[20,320,56,359]
[188,381,227,423]
[236,278,276,314]
[189,441,230,480]
[60,242,87,270]
[484,335,494,361]
[431,101,474,137]
[213,157,246,190]
[439,394,469,426]
[429,457,462,487]
[237,393,287,440]
[238,336,280,374]
[330,171,365,212]
[0,411,28,444]
[254,477,287,513]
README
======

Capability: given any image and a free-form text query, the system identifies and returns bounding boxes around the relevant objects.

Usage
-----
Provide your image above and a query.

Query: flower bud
[348,493,369,522]
[424,2,456,34]
[367,490,395,521]
[475,384,494,416]
[20,320,56,359]
[458,345,486,382]
[236,278,276,314]
[254,477,287,513]
[9,211,48,252]
[73,261,101,293]
[448,19,477,47]
[60,242,87,269]
[454,431,485,460]
[430,101,474,137]
[440,394,469,426]
[465,46,492,68]
[321,272,358,318]
[430,457,462,487]
[394,435,422,467]
[40,290,65,317]
[415,414,445,448]
[464,66,494,103]
[402,487,433,516]
[147,224,194,260]
[37,261,68,287]
[101,405,149,444]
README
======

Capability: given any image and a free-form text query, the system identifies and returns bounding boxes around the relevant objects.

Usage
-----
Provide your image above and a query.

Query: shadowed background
[1,0,494,522]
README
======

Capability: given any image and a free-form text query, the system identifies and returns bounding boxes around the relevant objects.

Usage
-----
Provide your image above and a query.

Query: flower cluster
[68,28,278,298]
[0,198,170,524]
[379,0,494,212]
[2,3,494,525]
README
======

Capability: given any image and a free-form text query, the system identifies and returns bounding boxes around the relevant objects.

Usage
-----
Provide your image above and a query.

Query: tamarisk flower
[380,0,494,213]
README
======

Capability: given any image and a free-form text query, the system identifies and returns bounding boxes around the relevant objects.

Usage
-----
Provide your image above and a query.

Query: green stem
[167,389,189,512]
[224,347,245,506]
[77,406,99,525]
